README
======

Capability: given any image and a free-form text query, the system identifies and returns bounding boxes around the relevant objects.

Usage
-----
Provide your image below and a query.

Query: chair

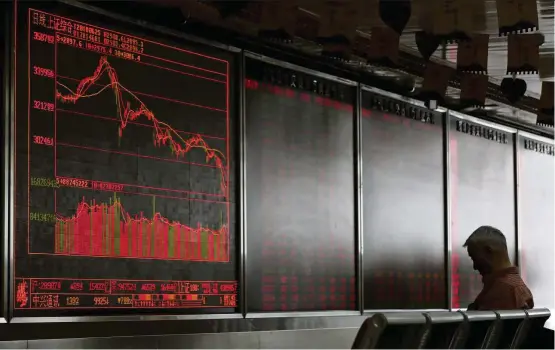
[512,308,551,349]
[460,310,500,349]
[495,309,528,349]
[352,312,430,349]
[422,311,468,348]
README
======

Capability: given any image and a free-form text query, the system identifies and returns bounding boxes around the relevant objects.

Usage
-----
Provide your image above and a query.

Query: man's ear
[484,245,494,255]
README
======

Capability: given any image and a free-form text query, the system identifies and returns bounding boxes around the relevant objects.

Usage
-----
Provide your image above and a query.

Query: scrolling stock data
[14,8,237,312]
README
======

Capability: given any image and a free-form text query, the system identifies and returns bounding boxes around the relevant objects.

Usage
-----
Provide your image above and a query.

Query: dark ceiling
[87,0,554,131]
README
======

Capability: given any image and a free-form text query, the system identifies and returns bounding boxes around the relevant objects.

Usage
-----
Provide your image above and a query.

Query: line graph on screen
[55,56,228,195]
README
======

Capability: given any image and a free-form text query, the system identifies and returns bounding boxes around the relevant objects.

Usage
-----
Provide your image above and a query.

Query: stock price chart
[245,61,356,312]
[14,4,237,316]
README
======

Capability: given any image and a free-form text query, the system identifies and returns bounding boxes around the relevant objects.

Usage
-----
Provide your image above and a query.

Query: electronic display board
[245,59,356,312]
[519,137,554,309]
[449,117,515,308]
[361,91,446,309]
[13,2,237,316]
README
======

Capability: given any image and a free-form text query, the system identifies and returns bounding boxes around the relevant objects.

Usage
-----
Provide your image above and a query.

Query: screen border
[8,0,242,322]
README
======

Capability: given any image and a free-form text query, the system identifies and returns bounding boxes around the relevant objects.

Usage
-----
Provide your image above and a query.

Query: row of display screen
[5,1,554,317]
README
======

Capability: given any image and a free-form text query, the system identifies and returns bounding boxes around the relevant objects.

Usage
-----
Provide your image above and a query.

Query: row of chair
[352,308,553,349]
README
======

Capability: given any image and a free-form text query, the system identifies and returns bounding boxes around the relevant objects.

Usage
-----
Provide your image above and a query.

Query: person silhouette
[464,225,533,310]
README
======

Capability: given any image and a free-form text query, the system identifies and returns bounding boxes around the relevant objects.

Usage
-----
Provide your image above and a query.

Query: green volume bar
[59,221,65,253]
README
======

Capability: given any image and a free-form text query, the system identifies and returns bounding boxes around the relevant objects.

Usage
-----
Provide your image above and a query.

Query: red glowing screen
[14,4,237,315]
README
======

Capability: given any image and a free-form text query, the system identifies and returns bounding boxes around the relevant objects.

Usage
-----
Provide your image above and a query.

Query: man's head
[463,226,511,276]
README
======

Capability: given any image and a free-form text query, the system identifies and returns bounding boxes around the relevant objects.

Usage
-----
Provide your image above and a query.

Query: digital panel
[449,118,515,308]
[519,137,555,309]
[14,3,237,316]
[246,59,356,312]
[361,91,446,309]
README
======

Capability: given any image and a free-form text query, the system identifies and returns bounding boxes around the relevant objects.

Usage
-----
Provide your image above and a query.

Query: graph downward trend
[55,56,228,195]
[55,194,228,261]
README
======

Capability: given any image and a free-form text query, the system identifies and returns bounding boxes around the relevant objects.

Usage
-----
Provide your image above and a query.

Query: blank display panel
[449,118,515,308]
[519,137,554,309]
[362,91,446,309]
[245,60,356,312]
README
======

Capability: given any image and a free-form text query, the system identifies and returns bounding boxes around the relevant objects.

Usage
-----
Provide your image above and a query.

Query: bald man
[464,225,534,310]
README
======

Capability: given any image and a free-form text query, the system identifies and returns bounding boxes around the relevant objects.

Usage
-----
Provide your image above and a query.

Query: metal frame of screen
[239,50,247,318]
[0,0,553,332]
[445,110,453,311]
[447,110,518,311]
[1,0,13,324]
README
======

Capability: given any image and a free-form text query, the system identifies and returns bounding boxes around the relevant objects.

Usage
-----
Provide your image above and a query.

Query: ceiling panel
[397,0,554,96]
[96,0,552,129]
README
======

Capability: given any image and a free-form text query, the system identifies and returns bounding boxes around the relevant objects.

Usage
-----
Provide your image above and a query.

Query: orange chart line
[55,56,228,195]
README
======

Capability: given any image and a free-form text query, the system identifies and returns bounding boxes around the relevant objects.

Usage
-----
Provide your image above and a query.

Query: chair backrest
[351,312,430,349]
[460,310,500,349]
[513,308,551,349]
[422,311,467,349]
[496,310,528,349]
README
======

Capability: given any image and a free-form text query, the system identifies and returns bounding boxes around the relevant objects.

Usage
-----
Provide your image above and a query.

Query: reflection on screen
[362,95,446,310]
[519,138,555,309]
[450,120,515,308]
[246,76,356,312]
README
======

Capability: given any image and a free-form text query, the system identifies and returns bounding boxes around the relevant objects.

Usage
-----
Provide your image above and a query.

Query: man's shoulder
[494,274,534,308]
[495,271,529,288]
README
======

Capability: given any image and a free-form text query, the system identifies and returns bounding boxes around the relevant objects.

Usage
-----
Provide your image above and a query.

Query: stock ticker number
[94,296,110,306]
[33,100,54,112]
[66,296,79,306]
[33,135,54,146]
[33,66,54,78]
[33,31,54,44]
